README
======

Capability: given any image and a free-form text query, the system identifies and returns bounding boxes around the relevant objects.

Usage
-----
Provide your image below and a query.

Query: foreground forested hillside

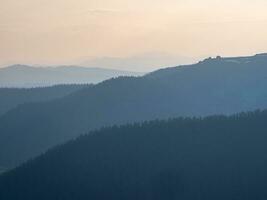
[0,110,267,200]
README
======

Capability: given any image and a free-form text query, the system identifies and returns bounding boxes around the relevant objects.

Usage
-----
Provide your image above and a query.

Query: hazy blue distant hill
[0,85,89,117]
[1,111,267,200]
[0,65,143,88]
[1,53,267,168]
[78,52,197,72]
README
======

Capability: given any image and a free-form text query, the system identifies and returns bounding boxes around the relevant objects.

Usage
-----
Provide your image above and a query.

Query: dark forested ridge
[1,54,267,168]
[1,110,267,200]
[0,84,89,117]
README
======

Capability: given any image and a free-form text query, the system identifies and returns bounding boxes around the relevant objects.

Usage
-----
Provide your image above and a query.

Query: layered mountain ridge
[0,54,267,168]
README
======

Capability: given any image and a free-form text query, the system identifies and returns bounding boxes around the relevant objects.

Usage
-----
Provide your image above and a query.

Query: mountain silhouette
[0,65,143,88]
[1,110,267,200]
[1,53,267,168]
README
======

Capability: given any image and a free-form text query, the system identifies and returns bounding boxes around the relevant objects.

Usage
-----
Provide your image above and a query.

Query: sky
[1,0,267,71]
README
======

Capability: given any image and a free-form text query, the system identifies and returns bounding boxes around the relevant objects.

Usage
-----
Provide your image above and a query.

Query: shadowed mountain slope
[0,85,89,117]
